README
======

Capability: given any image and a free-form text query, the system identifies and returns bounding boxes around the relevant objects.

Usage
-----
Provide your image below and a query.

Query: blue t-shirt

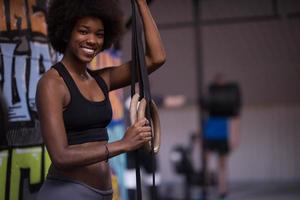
[203,117,229,140]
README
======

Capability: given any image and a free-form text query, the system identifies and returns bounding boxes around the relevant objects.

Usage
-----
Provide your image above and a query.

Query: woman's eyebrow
[79,25,90,29]
[79,25,104,32]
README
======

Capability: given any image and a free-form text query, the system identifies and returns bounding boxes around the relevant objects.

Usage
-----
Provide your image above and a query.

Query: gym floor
[160,181,300,200]
[227,181,300,200]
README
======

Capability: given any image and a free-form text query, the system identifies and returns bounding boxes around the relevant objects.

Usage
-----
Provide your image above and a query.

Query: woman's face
[66,16,105,63]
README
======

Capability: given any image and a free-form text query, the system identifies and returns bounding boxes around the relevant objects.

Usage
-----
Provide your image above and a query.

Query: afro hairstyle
[46,0,124,54]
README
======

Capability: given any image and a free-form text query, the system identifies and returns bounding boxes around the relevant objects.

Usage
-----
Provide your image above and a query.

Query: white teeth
[81,47,95,54]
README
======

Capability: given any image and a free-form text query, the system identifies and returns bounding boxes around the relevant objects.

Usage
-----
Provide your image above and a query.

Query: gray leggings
[37,177,113,200]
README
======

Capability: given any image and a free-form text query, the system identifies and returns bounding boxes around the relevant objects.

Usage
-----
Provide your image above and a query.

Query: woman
[36,0,165,199]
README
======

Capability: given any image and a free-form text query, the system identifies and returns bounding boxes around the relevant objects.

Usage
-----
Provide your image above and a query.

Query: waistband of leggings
[47,175,113,196]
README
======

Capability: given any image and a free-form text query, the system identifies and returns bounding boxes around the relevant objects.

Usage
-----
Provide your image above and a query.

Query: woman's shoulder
[35,67,69,116]
[39,68,62,86]
[37,67,67,97]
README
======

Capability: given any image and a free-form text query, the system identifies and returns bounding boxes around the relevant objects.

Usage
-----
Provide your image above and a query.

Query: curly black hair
[46,0,124,54]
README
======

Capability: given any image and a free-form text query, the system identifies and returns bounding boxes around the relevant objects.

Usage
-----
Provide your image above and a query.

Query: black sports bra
[52,62,112,145]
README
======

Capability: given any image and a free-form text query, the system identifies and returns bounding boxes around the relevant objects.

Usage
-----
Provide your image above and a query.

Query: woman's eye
[96,33,104,38]
[79,30,88,35]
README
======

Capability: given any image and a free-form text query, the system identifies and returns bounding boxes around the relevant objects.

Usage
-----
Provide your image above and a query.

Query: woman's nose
[87,38,96,45]
[86,34,98,45]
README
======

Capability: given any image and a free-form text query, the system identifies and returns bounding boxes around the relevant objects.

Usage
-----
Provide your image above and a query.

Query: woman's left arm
[106,0,166,91]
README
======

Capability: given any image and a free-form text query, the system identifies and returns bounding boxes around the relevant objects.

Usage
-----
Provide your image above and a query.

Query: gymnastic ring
[129,94,161,154]
[145,100,161,154]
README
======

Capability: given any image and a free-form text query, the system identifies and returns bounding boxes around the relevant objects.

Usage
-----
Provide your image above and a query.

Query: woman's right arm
[36,73,151,170]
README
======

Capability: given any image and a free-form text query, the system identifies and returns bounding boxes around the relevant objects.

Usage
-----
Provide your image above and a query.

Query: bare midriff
[47,141,112,190]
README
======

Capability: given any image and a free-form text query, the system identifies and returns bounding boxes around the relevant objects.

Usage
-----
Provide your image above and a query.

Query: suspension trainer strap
[131,0,156,199]
[131,3,143,200]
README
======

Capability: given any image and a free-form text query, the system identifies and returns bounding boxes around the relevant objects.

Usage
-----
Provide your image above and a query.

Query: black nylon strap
[131,1,156,200]
[131,3,143,200]
[131,0,138,97]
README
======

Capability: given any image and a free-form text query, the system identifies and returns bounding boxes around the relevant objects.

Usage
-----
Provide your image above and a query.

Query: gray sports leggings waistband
[37,177,113,200]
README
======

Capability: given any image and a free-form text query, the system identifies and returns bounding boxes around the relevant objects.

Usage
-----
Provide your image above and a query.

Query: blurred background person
[201,73,242,200]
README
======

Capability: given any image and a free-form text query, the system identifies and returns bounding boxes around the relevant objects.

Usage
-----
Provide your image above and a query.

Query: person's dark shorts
[204,139,230,155]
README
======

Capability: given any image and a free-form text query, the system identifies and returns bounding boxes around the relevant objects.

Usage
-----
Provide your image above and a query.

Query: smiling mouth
[81,47,96,55]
